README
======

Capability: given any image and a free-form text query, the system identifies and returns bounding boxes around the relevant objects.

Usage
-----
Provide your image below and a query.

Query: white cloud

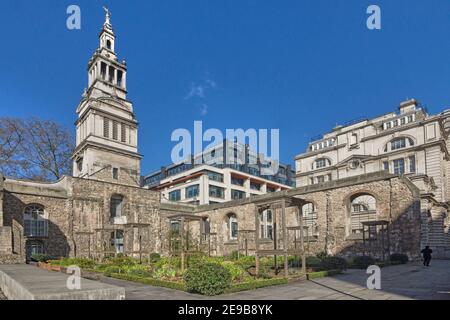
[184,84,206,100]
[184,74,217,116]
[200,104,208,116]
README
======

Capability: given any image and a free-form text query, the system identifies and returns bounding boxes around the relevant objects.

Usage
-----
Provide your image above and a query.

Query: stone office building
[296,99,450,257]
[0,12,448,264]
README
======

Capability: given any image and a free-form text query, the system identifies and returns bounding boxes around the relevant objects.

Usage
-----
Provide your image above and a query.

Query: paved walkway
[99,260,450,300]
[0,264,125,300]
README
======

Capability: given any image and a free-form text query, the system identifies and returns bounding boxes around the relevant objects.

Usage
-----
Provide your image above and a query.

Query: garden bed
[32,252,356,296]
[306,269,342,280]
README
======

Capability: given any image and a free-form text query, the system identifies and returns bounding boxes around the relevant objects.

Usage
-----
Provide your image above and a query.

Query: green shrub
[149,253,161,263]
[187,253,207,267]
[352,256,375,269]
[225,278,288,293]
[31,253,52,262]
[111,273,186,291]
[228,250,240,261]
[127,265,151,278]
[49,258,96,269]
[103,266,123,277]
[154,256,181,270]
[389,253,408,264]
[235,256,255,269]
[305,256,322,269]
[153,265,177,279]
[320,256,348,271]
[307,269,342,280]
[105,256,138,267]
[286,256,301,268]
[316,251,329,261]
[221,261,244,281]
[184,263,231,296]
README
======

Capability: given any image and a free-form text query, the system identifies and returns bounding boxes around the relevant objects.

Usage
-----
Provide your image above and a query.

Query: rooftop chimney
[399,99,417,114]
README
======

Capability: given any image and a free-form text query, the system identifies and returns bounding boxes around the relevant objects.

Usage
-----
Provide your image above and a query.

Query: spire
[99,7,116,53]
[102,6,113,32]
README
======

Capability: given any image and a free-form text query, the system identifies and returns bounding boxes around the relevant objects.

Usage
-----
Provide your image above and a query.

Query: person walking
[421,246,433,267]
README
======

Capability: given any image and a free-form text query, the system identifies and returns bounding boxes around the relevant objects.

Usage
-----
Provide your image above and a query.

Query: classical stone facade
[296,99,450,257]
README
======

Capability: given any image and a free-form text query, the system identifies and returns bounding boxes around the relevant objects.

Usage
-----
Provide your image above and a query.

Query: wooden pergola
[237,229,256,257]
[167,213,209,271]
[253,195,307,277]
[93,222,151,262]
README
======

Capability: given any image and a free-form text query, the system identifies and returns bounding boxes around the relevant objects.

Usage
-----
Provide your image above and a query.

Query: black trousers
[423,255,431,266]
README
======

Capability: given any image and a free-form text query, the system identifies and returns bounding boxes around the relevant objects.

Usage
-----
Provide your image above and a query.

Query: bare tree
[0,117,74,181]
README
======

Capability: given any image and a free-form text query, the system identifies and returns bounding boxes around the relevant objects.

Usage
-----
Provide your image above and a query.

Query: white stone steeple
[72,9,141,186]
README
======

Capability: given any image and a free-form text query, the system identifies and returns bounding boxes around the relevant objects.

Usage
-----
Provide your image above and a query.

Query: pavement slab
[0,264,125,300]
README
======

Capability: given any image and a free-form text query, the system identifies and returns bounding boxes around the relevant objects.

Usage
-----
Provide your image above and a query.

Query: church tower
[72,9,141,186]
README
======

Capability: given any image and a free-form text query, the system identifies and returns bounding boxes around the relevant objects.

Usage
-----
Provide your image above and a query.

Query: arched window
[110,230,124,254]
[299,203,318,237]
[227,214,238,240]
[350,194,377,234]
[106,39,112,50]
[24,205,48,237]
[259,210,273,240]
[385,137,414,152]
[314,158,331,169]
[110,196,123,218]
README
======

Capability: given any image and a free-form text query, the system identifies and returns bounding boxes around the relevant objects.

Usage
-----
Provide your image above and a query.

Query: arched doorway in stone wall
[26,240,44,260]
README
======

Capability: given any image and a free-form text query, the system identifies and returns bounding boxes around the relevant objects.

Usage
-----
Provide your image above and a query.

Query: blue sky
[1,0,450,175]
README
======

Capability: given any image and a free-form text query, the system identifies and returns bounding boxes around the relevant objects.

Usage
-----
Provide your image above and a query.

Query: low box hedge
[224,278,288,294]
[110,273,186,292]
[306,269,342,280]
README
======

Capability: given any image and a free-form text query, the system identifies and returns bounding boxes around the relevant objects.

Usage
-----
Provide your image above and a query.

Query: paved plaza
[99,260,450,300]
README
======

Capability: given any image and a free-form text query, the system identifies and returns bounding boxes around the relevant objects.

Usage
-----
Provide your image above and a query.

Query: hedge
[224,278,288,294]
[184,263,232,296]
[111,274,289,295]
[306,270,342,280]
[110,273,186,291]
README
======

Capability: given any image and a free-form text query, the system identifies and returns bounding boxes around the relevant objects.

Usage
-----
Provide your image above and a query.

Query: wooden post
[254,206,260,276]
[282,199,288,278]
[180,217,185,271]
[181,251,185,273]
[139,234,142,264]
[362,225,366,257]
[273,205,278,274]
[386,223,391,259]
[88,234,91,259]
[299,206,306,274]
[256,254,260,277]
[381,224,385,262]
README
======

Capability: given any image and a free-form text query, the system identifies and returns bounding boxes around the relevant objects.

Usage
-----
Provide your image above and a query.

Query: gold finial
[103,6,111,25]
